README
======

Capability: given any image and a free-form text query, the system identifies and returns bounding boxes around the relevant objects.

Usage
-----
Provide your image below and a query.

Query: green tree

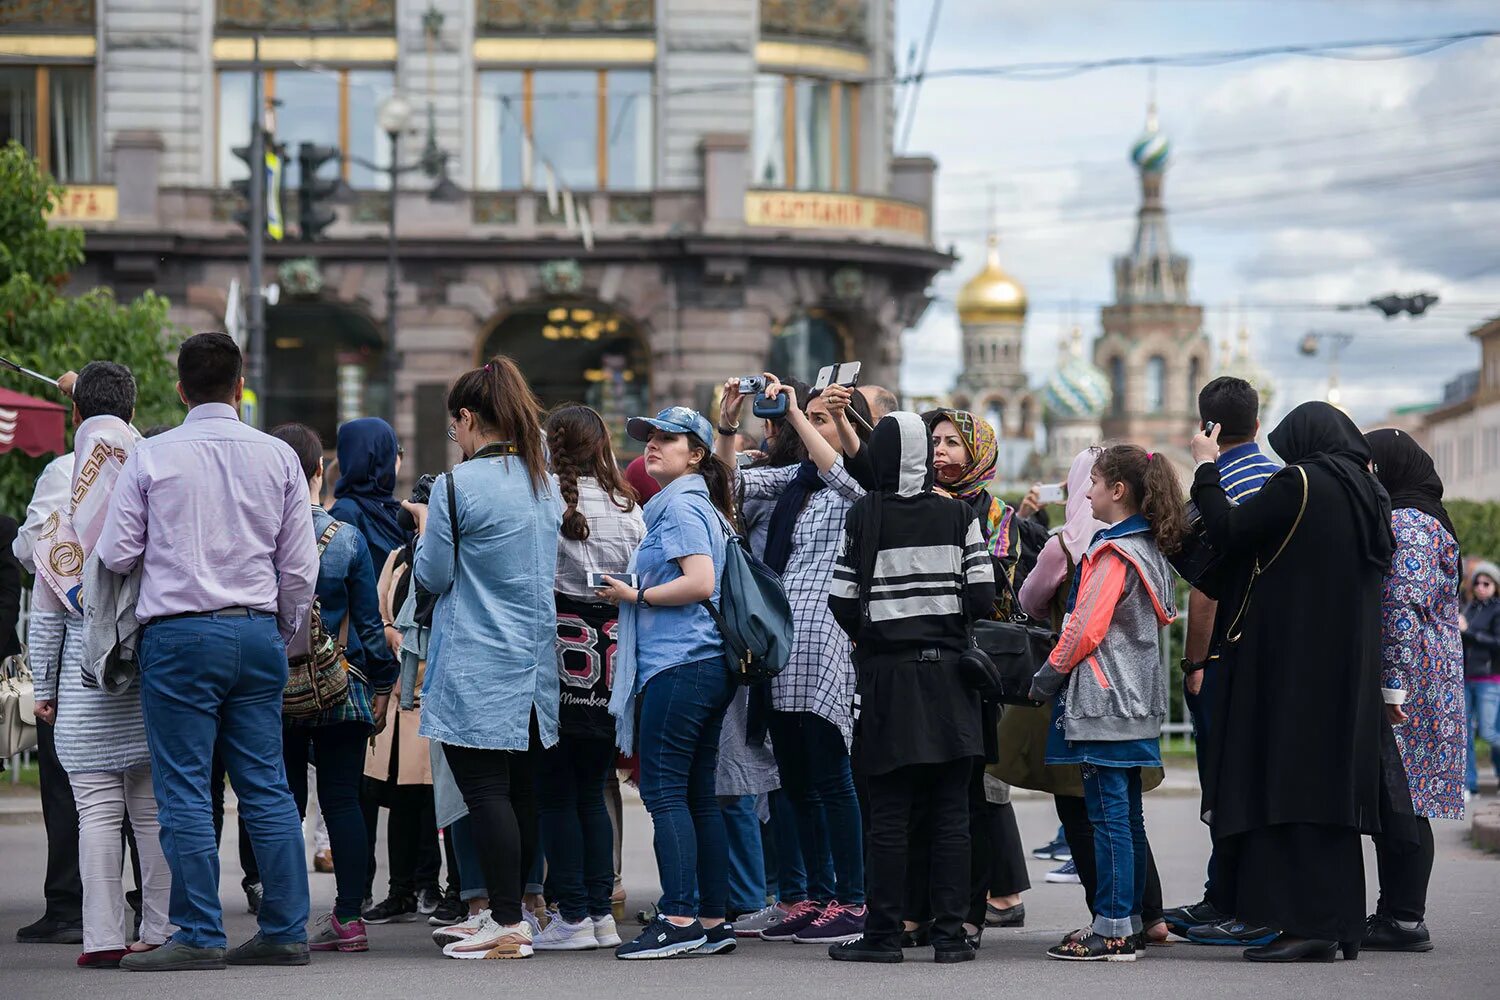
[0,140,183,518]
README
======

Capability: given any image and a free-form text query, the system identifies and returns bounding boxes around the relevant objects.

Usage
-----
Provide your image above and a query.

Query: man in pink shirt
[95,333,319,971]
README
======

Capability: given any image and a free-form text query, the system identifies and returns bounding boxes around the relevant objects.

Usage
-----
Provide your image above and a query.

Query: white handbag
[0,646,38,759]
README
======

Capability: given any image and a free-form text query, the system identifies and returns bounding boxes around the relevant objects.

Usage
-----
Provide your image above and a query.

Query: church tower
[1094,103,1212,452]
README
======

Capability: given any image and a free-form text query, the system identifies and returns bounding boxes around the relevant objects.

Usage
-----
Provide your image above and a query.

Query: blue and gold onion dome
[1130,107,1170,173]
[1044,329,1111,420]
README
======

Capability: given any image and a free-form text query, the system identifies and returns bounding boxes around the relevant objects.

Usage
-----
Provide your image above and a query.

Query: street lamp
[379,94,413,425]
[1299,331,1356,406]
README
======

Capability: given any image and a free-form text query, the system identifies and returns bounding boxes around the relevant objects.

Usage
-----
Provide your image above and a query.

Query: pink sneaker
[309,912,369,952]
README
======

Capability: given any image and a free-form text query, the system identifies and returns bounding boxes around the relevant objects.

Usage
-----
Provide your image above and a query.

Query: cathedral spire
[1117,94,1189,305]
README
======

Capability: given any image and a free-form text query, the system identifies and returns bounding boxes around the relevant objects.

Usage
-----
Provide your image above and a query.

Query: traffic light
[1369,292,1440,318]
[230,133,285,241]
[297,142,341,241]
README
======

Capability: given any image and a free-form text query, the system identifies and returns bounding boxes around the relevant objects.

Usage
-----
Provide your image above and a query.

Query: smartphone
[587,572,638,590]
[1203,420,1217,435]
[813,362,862,391]
[1036,482,1066,505]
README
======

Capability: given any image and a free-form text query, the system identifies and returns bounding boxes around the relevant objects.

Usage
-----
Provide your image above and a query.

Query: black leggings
[442,720,540,926]
[1054,793,1163,926]
[1374,817,1434,923]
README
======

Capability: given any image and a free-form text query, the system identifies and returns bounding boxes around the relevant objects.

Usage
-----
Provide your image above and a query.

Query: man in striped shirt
[1165,376,1281,945]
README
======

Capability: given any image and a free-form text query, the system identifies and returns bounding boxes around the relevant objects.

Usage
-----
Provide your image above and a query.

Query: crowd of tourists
[1,331,1488,971]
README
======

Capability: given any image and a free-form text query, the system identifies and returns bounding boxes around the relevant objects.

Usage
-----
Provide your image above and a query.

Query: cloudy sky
[894,0,1500,425]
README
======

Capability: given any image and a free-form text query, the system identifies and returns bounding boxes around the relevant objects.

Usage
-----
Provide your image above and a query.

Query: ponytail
[1092,445,1188,555]
[447,355,548,495]
[687,432,738,530]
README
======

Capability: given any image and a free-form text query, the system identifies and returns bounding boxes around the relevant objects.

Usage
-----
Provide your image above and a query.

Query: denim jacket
[414,454,563,751]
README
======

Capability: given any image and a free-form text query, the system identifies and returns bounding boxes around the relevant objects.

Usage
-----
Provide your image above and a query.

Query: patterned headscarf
[930,408,1013,559]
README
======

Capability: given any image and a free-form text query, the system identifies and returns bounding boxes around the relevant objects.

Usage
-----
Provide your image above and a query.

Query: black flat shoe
[1362,914,1434,953]
[1243,936,1357,963]
[15,915,84,944]
[829,938,902,963]
[900,921,932,948]
[934,941,977,963]
[985,901,1026,927]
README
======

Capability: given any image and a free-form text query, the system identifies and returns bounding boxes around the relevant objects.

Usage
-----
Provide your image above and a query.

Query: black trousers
[361,780,443,899]
[35,719,82,922]
[1374,817,1434,923]
[442,720,541,926]
[1054,793,1164,925]
[210,748,261,889]
[868,761,970,949]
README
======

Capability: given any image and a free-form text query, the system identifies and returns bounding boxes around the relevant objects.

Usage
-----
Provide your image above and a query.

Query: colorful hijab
[927,408,1013,559]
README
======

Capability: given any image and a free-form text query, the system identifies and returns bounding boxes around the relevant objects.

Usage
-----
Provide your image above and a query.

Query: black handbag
[963,566,1053,707]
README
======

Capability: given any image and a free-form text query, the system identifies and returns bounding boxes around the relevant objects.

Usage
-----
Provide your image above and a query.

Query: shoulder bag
[0,646,36,758]
[284,522,352,721]
[965,565,1053,707]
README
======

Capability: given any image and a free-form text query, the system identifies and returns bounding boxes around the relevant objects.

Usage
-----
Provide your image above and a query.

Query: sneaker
[15,914,84,944]
[362,894,419,924]
[524,907,551,939]
[1361,914,1434,953]
[985,901,1026,927]
[759,900,823,942]
[533,914,598,951]
[936,938,978,963]
[244,882,264,916]
[695,921,737,955]
[1045,859,1081,884]
[829,938,903,963]
[416,887,443,917]
[1031,836,1070,861]
[732,904,785,937]
[1163,898,1225,938]
[792,901,866,944]
[428,895,467,927]
[432,910,486,950]
[1186,918,1279,947]
[1047,928,1136,962]
[591,914,623,948]
[442,910,534,960]
[615,914,708,960]
[308,912,369,953]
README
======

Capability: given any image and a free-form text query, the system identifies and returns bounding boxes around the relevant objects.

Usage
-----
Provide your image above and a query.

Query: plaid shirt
[738,460,864,748]
[554,477,646,600]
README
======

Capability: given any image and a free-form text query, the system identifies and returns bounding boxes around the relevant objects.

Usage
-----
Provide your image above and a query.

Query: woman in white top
[532,405,645,951]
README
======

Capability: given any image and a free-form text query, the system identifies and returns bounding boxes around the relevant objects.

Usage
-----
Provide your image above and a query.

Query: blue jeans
[1466,681,1500,792]
[719,795,768,915]
[767,710,865,906]
[1081,764,1147,938]
[537,736,616,922]
[138,611,309,948]
[283,721,369,921]
[638,658,734,918]
[449,816,486,903]
[767,787,834,903]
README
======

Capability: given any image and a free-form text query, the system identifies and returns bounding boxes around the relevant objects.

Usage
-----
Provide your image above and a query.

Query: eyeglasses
[396,446,405,458]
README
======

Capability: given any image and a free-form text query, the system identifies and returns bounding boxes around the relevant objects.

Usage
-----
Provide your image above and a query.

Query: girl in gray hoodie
[1029,445,1186,962]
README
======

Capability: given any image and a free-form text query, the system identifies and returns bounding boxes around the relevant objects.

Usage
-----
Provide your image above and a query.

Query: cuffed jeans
[284,722,370,921]
[71,766,174,952]
[138,611,309,948]
[1081,764,1147,939]
[537,736,616,922]
[638,658,733,919]
[767,710,865,906]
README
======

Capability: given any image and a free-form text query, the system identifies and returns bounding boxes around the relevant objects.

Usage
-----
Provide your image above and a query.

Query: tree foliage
[0,141,183,519]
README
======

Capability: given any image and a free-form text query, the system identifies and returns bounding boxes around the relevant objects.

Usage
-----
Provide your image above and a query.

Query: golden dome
[956,235,1027,323]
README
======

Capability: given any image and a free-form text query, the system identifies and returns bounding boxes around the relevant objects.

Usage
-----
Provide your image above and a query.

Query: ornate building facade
[3,0,949,478]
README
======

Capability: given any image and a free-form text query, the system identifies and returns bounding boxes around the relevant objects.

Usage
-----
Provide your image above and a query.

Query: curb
[1473,799,1500,853]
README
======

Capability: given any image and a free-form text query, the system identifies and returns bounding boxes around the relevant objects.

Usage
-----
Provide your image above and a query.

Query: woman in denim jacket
[404,357,562,961]
[269,424,398,954]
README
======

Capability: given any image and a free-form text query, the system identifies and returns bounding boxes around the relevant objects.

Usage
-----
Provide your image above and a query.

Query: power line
[896,0,944,154]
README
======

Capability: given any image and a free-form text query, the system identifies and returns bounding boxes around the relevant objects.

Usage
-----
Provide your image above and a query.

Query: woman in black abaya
[1188,401,1406,962]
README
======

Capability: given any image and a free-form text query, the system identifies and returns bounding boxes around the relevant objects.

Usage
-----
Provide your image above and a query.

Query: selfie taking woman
[601,407,737,960]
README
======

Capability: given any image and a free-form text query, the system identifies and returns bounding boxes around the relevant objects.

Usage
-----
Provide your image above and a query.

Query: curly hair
[1092,445,1188,555]
[546,404,638,542]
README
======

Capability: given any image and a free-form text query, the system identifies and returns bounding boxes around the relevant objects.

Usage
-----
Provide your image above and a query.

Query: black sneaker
[416,886,443,916]
[1163,898,1225,938]
[695,921,737,955]
[615,915,708,960]
[1047,928,1137,962]
[829,937,903,963]
[938,937,978,963]
[1186,918,1279,947]
[1031,836,1070,861]
[15,915,84,944]
[428,894,467,927]
[362,894,420,924]
[1361,914,1434,953]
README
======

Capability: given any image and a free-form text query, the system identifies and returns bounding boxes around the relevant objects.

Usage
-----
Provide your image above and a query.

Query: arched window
[1109,356,1125,415]
[1188,355,1203,407]
[1146,355,1167,413]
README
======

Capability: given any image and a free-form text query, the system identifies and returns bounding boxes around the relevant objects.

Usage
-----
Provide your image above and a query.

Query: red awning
[0,386,67,457]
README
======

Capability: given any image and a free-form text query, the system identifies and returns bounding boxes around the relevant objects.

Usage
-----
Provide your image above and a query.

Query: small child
[1029,445,1185,962]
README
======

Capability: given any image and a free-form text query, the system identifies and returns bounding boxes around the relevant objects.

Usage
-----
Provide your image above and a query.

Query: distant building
[1423,318,1500,501]
[1362,402,1438,452]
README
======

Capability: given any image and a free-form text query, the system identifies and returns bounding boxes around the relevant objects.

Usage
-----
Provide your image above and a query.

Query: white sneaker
[524,907,550,938]
[732,904,785,937]
[432,910,485,950]
[441,910,534,960]
[533,915,598,951]
[592,914,622,947]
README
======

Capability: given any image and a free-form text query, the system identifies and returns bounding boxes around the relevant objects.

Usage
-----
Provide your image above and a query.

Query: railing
[476,0,654,34]
[0,0,94,29]
[215,0,396,32]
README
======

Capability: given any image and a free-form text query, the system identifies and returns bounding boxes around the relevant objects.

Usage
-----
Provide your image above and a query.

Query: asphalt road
[1,792,1497,999]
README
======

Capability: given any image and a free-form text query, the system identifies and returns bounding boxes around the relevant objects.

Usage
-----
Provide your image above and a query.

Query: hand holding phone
[813,362,862,391]
[1036,482,1066,505]
[588,572,639,591]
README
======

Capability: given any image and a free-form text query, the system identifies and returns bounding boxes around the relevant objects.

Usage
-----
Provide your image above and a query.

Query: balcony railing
[0,0,94,29]
[476,0,654,34]
[215,0,396,33]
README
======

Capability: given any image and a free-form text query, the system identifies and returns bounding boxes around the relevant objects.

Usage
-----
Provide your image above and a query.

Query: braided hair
[546,404,638,541]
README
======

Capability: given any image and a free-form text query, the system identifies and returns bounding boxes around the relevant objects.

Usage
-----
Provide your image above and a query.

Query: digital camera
[737,375,767,394]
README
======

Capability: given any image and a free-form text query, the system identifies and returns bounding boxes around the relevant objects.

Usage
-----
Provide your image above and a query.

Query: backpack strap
[315,520,342,557]
[446,470,461,578]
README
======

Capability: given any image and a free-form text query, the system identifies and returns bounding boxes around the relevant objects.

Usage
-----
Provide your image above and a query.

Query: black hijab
[1267,401,1394,573]
[845,412,935,594]
[1365,428,1459,544]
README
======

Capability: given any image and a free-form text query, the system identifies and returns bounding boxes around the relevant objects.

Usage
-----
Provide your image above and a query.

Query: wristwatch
[718,423,740,436]
[1179,657,1205,676]
[636,587,651,609]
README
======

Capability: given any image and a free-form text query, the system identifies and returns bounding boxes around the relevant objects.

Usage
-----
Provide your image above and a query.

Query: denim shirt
[414,454,563,751]
[302,506,398,729]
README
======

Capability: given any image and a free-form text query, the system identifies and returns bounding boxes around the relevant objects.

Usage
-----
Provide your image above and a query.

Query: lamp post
[378,94,413,424]
[1298,330,1356,406]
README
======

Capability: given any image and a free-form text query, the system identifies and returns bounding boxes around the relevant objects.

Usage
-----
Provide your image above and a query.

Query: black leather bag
[963,568,1052,707]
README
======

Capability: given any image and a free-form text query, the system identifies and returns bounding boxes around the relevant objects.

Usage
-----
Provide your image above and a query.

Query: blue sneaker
[1031,837,1069,861]
[615,914,708,960]
[1045,859,1081,884]
[695,921,737,955]
[1186,919,1279,947]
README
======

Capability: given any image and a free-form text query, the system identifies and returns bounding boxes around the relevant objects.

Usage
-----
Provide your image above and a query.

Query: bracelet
[1179,657,1206,676]
[636,587,651,608]
[717,424,740,436]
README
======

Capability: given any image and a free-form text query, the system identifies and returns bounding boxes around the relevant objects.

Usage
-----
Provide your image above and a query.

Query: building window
[0,65,95,182]
[216,68,395,187]
[1146,355,1167,413]
[1188,356,1203,405]
[1109,356,1125,415]
[475,68,654,191]
[754,74,859,192]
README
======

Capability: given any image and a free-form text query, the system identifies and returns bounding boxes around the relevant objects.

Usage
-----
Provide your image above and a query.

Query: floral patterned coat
[1379,508,1467,820]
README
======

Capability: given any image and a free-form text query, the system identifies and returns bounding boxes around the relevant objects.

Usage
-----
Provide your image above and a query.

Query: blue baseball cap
[626,406,715,448]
